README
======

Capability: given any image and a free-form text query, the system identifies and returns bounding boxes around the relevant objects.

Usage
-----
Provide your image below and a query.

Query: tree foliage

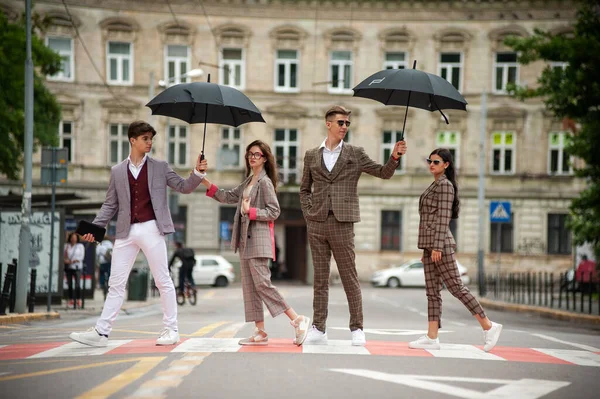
[0,11,62,180]
[505,0,600,259]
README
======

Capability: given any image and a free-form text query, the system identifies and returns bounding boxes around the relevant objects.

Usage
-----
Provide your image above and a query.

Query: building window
[439,52,462,91]
[107,42,132,85]
[383,52,407,70]
[275,50,299,92]
[220,127,242,168]
[274,128,299,184]
[220,48,244,89]
[165,45,190,86]
[494,52,518,93]
[550,61,568,72]
[46,37,74,81]
[547,214,571,255]
[490,215,513,253]
[59,121,74,163]
[219,207,237,250]
[382,131,405,172]
[436,131,460,169]
[491,131,515,174]
[168,125,188,167]
[548,131,572,175]
[329,51,352,93]
[109,123,130,164]
[381,210,401,251]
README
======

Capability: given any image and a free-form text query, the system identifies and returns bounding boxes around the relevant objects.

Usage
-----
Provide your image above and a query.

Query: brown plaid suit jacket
[299,143,399,222]
[206,169,280,260]
[417,174,457,253]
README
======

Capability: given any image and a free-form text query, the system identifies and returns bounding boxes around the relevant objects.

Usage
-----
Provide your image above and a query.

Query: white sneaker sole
[303,336,328,345]
[408,343,440,350]
[352,340,366,347]
[69,333,107,348]
[484,324,503,352]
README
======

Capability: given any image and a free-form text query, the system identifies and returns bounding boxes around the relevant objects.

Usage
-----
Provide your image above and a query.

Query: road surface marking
[531,333,600,352]
[77,357,165,399]
[302,340,370,355]
[213,322,245,338]
[190,321,229,337]
[427,344,505,361]
[29,340,131,358]
[330,328,454,336]
[329,370,570,399]
[201,290,215,299]
[172,338,241,353]
[533,348,600,367]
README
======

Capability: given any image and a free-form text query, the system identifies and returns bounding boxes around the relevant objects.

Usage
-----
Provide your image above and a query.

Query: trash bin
[127,268,149,301]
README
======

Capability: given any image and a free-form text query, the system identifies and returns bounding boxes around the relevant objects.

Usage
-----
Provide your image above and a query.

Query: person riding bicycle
[169,241,196,295]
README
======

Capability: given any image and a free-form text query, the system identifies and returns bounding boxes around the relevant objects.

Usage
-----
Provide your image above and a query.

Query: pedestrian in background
[201,140,310,346]
[70,120,206,347]
[169,241,196,295]
[64,232,85,307]
[96,238,113,300]
[409,148,502,352]
[299,105,406,346]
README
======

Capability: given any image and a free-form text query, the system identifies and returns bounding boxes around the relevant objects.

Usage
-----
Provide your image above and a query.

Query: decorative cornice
[99,16,140,32]
[45,10,82,28]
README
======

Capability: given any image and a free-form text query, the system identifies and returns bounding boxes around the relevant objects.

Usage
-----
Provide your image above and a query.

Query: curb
[479,298,600,325]
[0,312,60,325]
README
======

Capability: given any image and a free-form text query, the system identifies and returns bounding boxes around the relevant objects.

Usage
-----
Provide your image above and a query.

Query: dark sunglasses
[426,158,442,165]
[336,120,351,127]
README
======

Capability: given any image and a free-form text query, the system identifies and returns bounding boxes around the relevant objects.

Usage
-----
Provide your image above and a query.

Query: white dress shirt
[127,154,148,179]
[319,138,343,172]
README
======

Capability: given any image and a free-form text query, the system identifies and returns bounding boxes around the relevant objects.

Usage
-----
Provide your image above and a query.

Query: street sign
[490,201,511,223]
[41,147,68,185]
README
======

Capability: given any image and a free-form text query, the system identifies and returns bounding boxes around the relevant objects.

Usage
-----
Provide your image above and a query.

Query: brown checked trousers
[300,144,400,332]
[418,174,486,327]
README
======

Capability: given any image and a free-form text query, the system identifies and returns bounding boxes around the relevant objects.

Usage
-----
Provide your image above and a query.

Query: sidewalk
[0,289,162,325]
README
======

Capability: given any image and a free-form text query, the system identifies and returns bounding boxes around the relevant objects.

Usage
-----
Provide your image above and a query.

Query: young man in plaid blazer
[300,105,407,346]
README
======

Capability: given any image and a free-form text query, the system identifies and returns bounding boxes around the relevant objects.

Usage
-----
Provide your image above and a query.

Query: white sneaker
[69,327,108,347]
[156,328,180,346]
[303,325,328,345]
[351,329,366,346]
[483,322,503,352]
[408,335,440,350]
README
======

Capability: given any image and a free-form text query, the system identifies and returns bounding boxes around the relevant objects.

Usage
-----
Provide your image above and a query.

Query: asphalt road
[1,283,599,399]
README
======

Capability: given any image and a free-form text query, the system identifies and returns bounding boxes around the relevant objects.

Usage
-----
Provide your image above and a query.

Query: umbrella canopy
[146,81,265,126]
[352,67,467,112]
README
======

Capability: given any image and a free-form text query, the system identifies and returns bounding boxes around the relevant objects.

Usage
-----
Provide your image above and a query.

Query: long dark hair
[430,148,460,219]
[245,140,279,191]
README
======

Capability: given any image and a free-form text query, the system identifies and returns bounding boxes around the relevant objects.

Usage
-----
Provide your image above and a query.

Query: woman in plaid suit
[201,140,310,346]
[409,148,503,352]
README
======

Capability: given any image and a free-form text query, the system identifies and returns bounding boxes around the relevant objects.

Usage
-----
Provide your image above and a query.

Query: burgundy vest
[128,162,156,224]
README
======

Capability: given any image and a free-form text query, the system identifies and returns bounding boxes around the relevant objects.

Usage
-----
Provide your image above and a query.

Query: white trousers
[95,220,177,335]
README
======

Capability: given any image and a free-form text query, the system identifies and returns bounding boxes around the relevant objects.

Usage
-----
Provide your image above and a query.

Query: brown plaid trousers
[300,143,400,332]
[240,257,289,322]
[418,175,486,327]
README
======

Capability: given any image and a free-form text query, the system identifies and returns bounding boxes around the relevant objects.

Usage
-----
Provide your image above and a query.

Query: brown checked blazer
[206,169,280,260]
[93,157,203,239]
[299,143,399,222]
[417,174,457,253]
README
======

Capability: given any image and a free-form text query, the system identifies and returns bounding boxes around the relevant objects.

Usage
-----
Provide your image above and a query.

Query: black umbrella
[352,61,467,141]
[146,74,265,159]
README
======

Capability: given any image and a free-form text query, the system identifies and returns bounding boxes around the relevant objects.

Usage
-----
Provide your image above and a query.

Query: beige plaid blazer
[206,169,280,260]
[300,143,399,222]
[417,174,457,253]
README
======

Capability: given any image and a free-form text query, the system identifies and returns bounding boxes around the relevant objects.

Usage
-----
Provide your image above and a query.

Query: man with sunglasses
[300,105,407,346]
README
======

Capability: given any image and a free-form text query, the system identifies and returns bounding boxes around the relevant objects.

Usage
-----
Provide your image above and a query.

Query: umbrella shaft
[401,90,412,141]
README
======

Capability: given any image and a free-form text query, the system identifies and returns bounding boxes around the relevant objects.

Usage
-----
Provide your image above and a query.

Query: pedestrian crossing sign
[490,201,511,223]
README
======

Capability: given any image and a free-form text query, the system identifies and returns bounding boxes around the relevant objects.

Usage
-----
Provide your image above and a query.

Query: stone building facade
[0,0,581,282]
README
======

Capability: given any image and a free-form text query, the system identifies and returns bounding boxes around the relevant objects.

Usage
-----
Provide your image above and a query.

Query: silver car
[370,259,470,288]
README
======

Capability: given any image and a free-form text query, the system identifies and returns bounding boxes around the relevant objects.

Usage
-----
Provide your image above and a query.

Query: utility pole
[477,91,487,297]
[16,0,34,313]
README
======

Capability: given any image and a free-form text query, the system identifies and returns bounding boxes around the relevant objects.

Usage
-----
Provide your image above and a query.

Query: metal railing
[485,271,600,315]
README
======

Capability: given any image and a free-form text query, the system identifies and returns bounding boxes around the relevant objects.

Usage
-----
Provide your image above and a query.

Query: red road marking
[107,338,188,355]
[0,342,66,360]
[366,341,434,357]
[238,338,303,353]
[478,346,573,365]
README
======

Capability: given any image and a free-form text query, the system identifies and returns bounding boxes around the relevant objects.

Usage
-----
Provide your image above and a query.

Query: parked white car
[370,259,471,288]
[172,255,235,287]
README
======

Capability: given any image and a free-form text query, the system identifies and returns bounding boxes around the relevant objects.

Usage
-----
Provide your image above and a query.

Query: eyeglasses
[246,152,265,160]
[426,158,442,165]
[336,120,351,127]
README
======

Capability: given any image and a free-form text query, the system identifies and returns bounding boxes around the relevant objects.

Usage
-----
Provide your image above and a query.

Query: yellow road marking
[213,322,245,338]
[0,356,164,383]
[190,321,229,337]
[77,357,165,399]
[201,290,215,299]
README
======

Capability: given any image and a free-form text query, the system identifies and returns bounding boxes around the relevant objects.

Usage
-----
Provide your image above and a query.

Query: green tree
[0,11,62,180]
[505,0,600,259]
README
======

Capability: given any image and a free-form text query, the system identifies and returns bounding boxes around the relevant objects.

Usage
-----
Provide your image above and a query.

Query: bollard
[81,268,85,310]
[9,258,17,313]
[0,263,16,315]
[559,272,564,309]
[28,268,37,313]
[581,274,585,313]
[589,272,593,315]
[550,272,554,308]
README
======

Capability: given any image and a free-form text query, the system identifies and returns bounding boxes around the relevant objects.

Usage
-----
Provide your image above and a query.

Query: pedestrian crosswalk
[0,338,599,367]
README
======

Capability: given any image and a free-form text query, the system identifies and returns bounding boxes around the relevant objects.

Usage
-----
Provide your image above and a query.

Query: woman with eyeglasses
[409,148,503,352]
[200,140,310,346]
